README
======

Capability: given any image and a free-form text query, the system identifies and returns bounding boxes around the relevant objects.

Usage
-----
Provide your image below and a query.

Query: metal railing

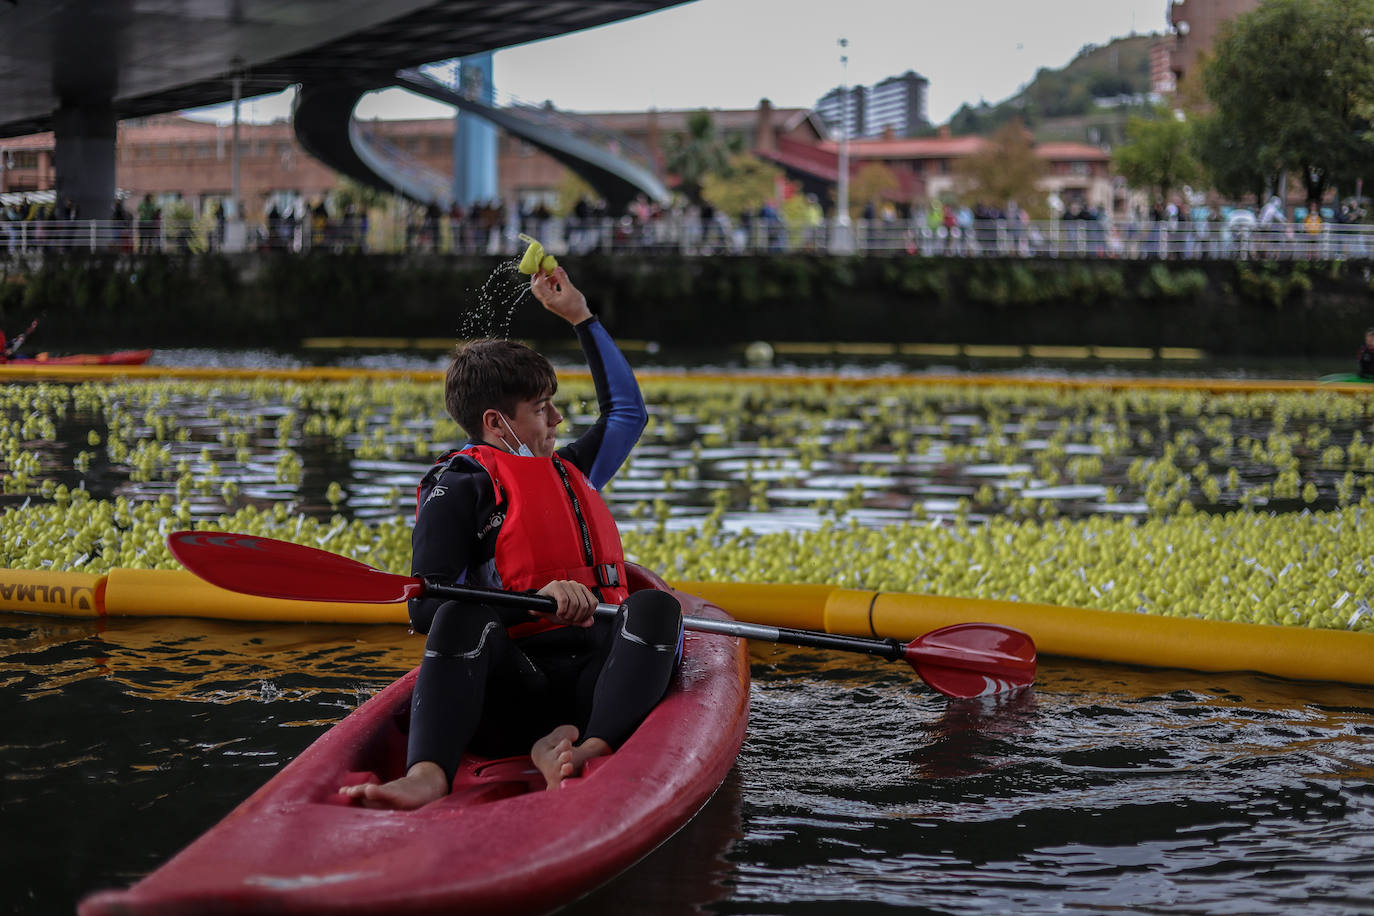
[5,215,1373,260]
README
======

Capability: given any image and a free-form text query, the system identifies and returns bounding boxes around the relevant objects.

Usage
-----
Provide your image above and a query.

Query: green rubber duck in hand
[517,234,558,276]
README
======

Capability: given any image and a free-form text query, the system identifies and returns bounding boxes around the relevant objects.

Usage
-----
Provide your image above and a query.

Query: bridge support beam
[53,102,118,221]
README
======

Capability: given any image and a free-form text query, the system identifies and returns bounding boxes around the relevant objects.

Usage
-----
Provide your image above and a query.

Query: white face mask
[499,414,534,457]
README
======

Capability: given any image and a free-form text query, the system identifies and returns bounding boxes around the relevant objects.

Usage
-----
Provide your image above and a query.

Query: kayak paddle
[4,318,37,359]
[166,531,1036,699]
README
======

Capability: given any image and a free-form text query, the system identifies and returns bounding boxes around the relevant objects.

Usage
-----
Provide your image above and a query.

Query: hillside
[946,33,1159,146]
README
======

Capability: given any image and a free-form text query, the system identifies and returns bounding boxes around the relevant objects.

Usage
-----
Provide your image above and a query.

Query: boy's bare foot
[532,725,579,789]
[338,761,448,810]
[532,726,613,790]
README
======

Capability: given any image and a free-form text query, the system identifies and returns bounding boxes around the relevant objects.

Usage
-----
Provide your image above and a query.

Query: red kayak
[78,566,750,916]
[2,349,152,366]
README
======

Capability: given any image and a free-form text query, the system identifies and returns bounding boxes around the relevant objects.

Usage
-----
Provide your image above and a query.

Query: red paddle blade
[904,623,1036,699]
[167,531,423,603]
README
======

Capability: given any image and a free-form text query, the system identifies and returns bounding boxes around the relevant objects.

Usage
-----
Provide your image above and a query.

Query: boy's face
[503,390,563,457]
[1366,331,1374,348]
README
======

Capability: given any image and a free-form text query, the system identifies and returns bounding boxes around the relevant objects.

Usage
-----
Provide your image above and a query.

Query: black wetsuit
[406,317,681,781]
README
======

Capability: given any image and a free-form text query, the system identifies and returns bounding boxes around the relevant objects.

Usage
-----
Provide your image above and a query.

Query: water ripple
[3,616,1372,914]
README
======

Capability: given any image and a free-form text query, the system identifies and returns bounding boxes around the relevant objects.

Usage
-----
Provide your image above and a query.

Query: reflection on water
[3,616,1372,915]
[0,614,415,912]
[730,645,1374,915]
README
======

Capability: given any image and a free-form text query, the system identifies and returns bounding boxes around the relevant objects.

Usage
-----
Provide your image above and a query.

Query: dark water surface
[3,613,1372,915]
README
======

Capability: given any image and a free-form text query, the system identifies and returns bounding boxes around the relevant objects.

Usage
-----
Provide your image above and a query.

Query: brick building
[1167,0,1261,89]
[760,126,1116,214]
[2,99,1115,220]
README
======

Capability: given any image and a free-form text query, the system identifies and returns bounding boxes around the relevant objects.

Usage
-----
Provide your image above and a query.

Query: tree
[949,100,1023,136]
[1112,107,1201,204]
[553,171,600,217]
[663,110,742,205]
[848,162,900,217]
[951,119,1048,216]
[1202,0,1374,208]
[332,177,389,214]
[700,154,781,217]
[1190,110,1277,207]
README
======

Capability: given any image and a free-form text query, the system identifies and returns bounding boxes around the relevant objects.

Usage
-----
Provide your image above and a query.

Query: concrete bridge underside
[0,0,686,219]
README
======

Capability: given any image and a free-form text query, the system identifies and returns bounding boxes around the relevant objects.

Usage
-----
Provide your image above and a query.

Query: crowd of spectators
[4,189,1372,261]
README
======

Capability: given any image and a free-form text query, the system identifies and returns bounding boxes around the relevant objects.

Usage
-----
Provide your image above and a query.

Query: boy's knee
[621,590,682,646]
[426,602,507,658]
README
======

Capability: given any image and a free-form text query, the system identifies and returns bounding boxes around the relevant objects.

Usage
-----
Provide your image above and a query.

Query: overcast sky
[201,0,1173,126]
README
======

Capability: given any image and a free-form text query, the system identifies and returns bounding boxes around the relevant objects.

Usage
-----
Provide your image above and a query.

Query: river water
[3,350,1374,914]
[3,612,1372,915]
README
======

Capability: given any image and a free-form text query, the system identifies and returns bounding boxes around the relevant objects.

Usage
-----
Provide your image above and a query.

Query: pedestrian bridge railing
[4,215,1372,262]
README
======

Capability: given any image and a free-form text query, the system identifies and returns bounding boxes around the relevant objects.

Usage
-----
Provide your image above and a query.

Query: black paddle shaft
[422,580,908,661]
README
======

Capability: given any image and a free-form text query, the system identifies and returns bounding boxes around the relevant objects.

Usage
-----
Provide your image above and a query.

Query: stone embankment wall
[2,253,1370,356]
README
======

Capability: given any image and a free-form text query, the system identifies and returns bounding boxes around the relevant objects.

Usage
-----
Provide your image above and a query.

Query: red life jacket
[459,444,628,638]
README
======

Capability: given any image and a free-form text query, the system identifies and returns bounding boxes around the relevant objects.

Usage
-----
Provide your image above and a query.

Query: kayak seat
[441,756,545,807]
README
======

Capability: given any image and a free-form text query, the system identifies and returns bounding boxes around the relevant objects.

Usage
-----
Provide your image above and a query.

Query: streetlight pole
[221,57,249,252]
[831,37,855,253]
[231,69,242,220]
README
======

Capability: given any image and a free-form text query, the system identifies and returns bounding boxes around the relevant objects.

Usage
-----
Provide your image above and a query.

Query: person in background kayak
[0,319,38,362]
[339,265,681,809]
[1358,327,1374,380]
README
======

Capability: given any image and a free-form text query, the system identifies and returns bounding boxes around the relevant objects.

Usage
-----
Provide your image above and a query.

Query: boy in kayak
[340,265,681,809]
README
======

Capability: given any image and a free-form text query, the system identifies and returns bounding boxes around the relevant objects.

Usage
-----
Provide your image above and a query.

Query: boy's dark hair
[445,339,558,440]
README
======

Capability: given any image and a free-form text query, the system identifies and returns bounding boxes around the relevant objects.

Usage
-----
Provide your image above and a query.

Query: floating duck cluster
[1,375,1371,631]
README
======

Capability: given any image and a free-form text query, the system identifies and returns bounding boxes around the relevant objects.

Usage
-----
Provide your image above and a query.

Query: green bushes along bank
[1,252,1370,356]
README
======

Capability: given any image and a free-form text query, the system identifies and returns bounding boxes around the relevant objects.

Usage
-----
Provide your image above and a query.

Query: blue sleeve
[560,317,647,489]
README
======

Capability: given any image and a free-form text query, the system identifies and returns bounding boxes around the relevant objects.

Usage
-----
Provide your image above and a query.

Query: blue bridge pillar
[452,53,498,208]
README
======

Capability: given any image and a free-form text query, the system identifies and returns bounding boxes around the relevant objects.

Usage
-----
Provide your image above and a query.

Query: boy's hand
[534,579,597,627]
[530,268,591,325]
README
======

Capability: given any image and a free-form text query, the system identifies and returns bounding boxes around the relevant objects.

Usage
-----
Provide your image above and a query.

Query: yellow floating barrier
[1091,346,1155,360]
[962,344,1025,358]
[0,360,1363,397]
[3,568,1372,686]
[898,343,961,357]
[833,342,898,356]
[0,567,405,624]
[678,581,1374,688]
[301,337,457,351]
[1027,345,1093,359]
[0,364,442,383]
[0,568,104,616]
[770,342,836,355]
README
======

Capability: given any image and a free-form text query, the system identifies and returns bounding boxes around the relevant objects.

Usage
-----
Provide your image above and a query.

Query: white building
[865,71,929,137]
[815,71,929,139]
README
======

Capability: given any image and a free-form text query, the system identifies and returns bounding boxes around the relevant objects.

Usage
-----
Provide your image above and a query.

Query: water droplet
[457,259,528,340]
